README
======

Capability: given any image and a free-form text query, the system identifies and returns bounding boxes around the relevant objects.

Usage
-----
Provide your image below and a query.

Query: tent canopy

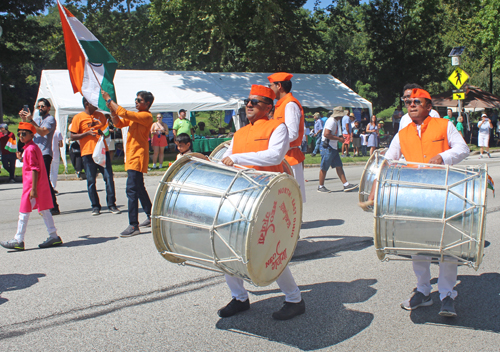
[37,69,372,116]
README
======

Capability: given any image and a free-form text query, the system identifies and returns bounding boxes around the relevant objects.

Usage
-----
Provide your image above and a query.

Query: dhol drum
[373,159,488,269]
[359,148,387,206]
[152,155,303,286]
[209,141,294,176]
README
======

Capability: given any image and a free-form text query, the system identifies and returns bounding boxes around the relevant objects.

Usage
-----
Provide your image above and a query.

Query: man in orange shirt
[220,85,305,321]
[70,98,120,216]
[268,72,306,202]
[102,90,154,237]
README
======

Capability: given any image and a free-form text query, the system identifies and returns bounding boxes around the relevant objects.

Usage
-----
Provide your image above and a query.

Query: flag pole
[88,64,103,90]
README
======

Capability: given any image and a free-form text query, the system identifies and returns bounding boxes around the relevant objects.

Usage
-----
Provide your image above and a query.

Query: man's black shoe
[272,299,305,320]
[217,298,250,318]
[50,207,60,216]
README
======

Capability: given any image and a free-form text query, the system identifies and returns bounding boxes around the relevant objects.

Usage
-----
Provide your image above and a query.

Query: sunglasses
[135,98,144,103]
[17,131,30,137]
[244,98,270,106]
[37,105,46,109]
[404,98,423,106]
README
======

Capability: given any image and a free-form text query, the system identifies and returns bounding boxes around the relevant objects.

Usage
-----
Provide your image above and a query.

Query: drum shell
[359,149,387,206]
[152,156,302,286]
[209,141,294,176]
[374,160,487,269]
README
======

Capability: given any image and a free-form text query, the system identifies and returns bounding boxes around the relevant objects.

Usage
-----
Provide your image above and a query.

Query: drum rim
[373,161,489,268]
[246,173,302,286]
[358,148,387,204]
[209,140,232,161]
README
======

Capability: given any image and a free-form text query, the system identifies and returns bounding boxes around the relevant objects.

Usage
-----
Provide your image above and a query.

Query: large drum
[359,148,387,206]
[152,155,303,286]
[209,141,294,176]
[373,160,488,269]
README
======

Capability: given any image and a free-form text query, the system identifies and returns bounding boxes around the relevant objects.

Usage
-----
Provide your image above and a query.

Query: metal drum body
[374,160,488,269]
[209,141,294,176]
[152,155,303,286]
[359,148,387,206]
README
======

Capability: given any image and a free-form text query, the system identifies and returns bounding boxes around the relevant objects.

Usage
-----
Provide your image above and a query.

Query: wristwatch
[107,98,112,104]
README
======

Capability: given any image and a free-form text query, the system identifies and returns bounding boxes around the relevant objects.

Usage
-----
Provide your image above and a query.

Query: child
[378,121,386,145]
[360,128,368,157]
[0,122,62,251]
[352,120,361,156]
[175,133,193,160]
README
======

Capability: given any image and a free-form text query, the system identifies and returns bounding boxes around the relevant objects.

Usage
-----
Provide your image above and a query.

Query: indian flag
[5,137,16,153]
[57,0,117,111]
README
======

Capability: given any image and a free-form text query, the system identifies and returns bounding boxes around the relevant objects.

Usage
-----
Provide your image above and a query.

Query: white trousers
[291,163,306,203]
[50,153,60,189]
[14,200,58,242]
[412,255,458,301]
[225,266,301,303]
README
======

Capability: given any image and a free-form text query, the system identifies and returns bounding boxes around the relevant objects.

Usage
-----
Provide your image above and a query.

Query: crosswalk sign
[448,68,469,89]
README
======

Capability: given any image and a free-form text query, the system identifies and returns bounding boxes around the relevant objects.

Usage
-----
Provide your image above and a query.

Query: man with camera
[69,97,120,216]
[317,106,358,193]
[19,98,60,215]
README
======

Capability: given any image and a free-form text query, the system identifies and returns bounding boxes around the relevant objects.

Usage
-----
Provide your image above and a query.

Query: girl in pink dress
[0,122,62,251]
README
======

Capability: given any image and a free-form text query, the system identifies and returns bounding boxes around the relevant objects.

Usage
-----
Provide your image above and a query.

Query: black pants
[43,155,59,210]
[2,153,16,180]
[126,170,152,226]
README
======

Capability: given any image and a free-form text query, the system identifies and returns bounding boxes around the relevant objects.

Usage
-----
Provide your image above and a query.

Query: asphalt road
[1,154,499,351]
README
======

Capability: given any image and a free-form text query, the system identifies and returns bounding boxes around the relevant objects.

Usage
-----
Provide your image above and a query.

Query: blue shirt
[33,112,56,157]
[321,116,328,126]
[314,119,323,134]
[342,115,351,134]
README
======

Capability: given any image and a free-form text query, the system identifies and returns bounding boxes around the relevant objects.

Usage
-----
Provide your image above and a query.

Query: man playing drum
[385,88,469,317]
[268,72,307,203]
[220,84,305,320]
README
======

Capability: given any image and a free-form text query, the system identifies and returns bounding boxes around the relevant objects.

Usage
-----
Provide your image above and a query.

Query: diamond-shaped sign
[448,68,469,89]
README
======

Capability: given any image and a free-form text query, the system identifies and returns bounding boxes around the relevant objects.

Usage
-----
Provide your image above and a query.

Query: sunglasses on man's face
[17,131,29,137]
[404,98,424,106]
[37,105,46,109]
[135,98,144,103]
[244,98,270,106]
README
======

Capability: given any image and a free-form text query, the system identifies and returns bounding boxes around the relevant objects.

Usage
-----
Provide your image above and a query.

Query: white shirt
[386,120,469,165]
[284,102,301,145]
[321,117,339,150]
[399,109,440,131]
[222,123,289,167]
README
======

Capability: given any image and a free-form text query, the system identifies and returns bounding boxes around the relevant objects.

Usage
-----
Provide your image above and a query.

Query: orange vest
[274,93,305,165]
[232,118,284,173]
[399,117,450,163]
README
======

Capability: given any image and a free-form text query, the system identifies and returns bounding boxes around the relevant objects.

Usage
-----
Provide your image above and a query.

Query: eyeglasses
[404,98,423,106]
[17,131,29,137]
[135,98,144,103]
[37,105,46,109]
[244,98,270,106]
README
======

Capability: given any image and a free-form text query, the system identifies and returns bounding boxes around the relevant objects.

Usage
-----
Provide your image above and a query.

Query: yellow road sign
[448,67,469,89]
[453,92,465,100]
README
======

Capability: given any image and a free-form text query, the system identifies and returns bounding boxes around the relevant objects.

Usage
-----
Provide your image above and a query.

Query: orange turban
[410,88,432,101]
[18,122,36,134]
[250,84,276,100]
[267,72,293,83]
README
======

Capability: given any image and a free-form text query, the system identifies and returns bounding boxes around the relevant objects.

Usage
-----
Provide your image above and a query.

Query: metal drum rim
[358,148,387,204]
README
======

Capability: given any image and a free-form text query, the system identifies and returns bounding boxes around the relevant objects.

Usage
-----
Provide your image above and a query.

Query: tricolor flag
[57,0,117,111]
[5,137,16,153]
[487,174,495,197]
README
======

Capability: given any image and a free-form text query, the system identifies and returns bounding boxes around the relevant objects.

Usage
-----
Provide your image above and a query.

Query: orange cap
[410,88,432,100]
[250,84,276,100]
[267,72,293,83]
[18,122,36,134]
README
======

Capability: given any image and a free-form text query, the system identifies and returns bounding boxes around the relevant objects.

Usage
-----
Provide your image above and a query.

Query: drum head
[359,148,387,205]
[246,175,302,286]
[209,141,232,161]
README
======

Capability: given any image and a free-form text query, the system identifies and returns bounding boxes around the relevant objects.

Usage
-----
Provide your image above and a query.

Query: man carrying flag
[57,0,117,110]
[0,123,17,183]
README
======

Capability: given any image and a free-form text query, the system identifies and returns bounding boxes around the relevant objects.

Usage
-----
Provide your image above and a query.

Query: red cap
[250,84,276,100]
[267,72,293,83]
[410,88,432,100]
[18,122,36,134]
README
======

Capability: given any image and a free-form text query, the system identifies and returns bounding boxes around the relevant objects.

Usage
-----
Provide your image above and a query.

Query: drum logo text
[258,201,277,244]
[279,201,291,228]
[265,241,287,270]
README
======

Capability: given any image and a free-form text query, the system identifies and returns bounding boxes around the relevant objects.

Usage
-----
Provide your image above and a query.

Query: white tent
[36,69,371,167]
